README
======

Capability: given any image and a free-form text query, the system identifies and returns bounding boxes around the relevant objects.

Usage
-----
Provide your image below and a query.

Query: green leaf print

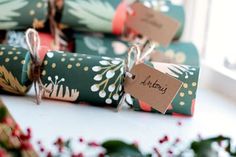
[66,0,115,32]
[0,0,28,28]
[152,62,196,79]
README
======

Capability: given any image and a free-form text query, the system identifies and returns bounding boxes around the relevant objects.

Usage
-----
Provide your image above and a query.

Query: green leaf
[102,140,147,157]
[0,106,7,122]
[66,0,115,32]
[190,136,231,157]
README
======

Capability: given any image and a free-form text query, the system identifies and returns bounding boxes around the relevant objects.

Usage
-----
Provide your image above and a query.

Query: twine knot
[25,29,49,104]
[117,41,156,111]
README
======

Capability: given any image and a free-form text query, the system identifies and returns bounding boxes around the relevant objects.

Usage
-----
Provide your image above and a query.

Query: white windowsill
[1,83,236,153]
[200,60,236,101]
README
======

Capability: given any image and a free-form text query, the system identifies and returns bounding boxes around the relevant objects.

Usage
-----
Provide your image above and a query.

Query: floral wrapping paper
[75,33,130,57]
[0,0,48,30]
[0,44,199,116]
[75,33,200,116]
[4,31,57,52]
[75,33,199,66]
[40,51,125,106]
[0,44,31,95]
[130,62,199,116]
[60,0,184,39]
[151,42,199,66]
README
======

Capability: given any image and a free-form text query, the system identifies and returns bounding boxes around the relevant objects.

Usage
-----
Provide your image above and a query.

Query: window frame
[182,0,236,100]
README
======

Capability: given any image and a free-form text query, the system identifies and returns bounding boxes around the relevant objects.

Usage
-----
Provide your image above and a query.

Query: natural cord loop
[117,41,156,111]
[25,28,47,105]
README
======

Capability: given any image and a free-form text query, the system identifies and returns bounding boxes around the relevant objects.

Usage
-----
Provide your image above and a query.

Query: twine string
[117,41,156,111]
[25,29,48,104]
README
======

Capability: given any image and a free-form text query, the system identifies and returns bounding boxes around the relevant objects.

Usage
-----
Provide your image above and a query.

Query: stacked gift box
[0,0,199,116]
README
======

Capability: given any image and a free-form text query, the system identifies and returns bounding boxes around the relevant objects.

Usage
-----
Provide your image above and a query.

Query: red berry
[27,128,32,135]
[47,152,52,157]
[37,140,41,145]
[163,135,169,141]
[159,135,169,144]
[57,137,63,144]
[20,142,32,150]
[98,152,105,157]
[20,133,31,141]
[11,129,20,137]
[0,149,6,157]
[71,153,84,157]
[175,138,181,144]
[153,147,162,157]
[167,149,173,154]
[88,141,100,147]
[54,137,64,146]
[79,137,84,143]
[40,147,45,152]
[177,121,182,126]
[2,117,13,125]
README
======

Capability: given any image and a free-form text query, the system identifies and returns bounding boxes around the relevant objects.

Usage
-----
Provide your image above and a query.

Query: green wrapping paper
[152,42,200,66]
[60,0,184,39]
[75,33,130,57]
[75,33,200,116]
[40,51,125,106]
[129,62,199,116]
[0,44,31,95]
[60,0,120,33]
[0,0,48,30]
[75,33,198,65]
[0,44,199,116]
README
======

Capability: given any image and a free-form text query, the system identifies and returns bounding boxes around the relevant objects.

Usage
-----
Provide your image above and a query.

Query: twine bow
[25,29,47,104]
[117,41,156,111]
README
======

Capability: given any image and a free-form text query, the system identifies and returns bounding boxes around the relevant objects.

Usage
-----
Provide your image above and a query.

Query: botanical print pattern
[152,42,200,66]
[90,57,124,104]
[65,0,115,32]
[0,0,28,28]
[44,76,80,101]
[0,65,27,95]
[0,0,47,30]
[111,41,128,55]
[6,31,28,49]
[131,61,199,116]
[151,49,188,64]
[152,62,196,79]
[143,0,170,12]
[0,45,32,95]
[83,35,128,56]
[40,51,125,106]
[84,36,107,55]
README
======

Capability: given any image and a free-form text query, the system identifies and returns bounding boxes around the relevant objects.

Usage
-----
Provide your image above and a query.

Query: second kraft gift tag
[126,2,180,47]
[124,63,182,114]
